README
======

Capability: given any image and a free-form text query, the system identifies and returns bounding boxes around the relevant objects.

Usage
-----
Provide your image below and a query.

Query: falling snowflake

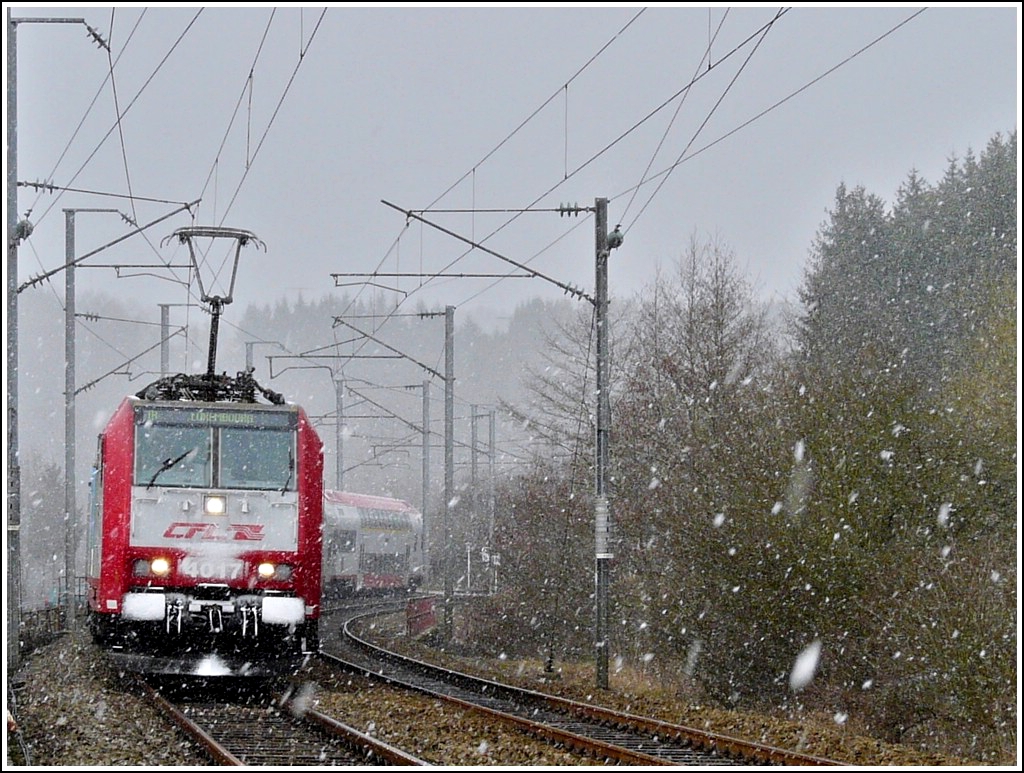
[789,639,822,692]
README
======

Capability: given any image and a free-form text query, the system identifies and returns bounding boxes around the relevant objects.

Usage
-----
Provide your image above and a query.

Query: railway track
[112,597,844,766]
[319,601,843,767]
[136,676,426,766]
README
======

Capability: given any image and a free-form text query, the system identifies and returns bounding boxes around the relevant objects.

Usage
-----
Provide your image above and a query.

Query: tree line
[465,131,1016,761]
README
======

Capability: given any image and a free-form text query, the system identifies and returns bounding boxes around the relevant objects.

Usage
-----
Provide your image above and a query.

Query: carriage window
[220,427,295,490]
[135,425,212,488]
[333,529,357,553]
[362,509,411,531]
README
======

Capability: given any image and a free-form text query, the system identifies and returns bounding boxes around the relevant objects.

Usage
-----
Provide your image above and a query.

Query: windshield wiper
[280,449,295,494]
[147,449,191,490]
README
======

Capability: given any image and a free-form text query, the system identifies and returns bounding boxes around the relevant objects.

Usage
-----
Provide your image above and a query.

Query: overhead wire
[195,9,278,225]
[517,7,772,484]
[105,8,140,227]
[394,8,789,318]
[21,9,137,293]
[215,7,930,495]
[401,6,925,486]
[622,6,785,233]
[22,9,146,223]
[470,7,927,488]
[618,7,730,223]
[182,9,285,298]
[24,8,205,325]
[15,10,329,421]
[214,8,327,225]
[326,9,647,375]
[424,8,647,212]
[440,5,924,312]
[163,9,280,354]
[174,9,328,339]
[28,9,204,231]
[613,7,929,220]
[156,8,327,373]
[313,9,653,447]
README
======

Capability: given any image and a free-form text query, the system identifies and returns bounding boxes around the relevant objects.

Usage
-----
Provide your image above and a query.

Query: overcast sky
[6,3,1021,330]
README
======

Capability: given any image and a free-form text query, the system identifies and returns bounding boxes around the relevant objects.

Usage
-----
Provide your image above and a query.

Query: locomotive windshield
[136,425,212,488]
[134,405,297,491]
[220,427,294,490]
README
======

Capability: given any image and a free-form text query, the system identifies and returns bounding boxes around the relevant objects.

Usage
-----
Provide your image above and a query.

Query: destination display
[135,405,296,429]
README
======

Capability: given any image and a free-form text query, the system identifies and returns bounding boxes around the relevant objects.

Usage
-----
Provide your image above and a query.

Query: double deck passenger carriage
[322,490,425,596]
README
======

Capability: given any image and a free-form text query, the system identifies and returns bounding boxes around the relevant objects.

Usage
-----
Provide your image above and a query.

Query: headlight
[204,494,226,515]
[257,562,276,579]
[257,562,293,581]
[134,557,171,577]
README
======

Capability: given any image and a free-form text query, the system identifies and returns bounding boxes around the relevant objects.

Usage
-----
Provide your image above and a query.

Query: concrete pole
[594,196,612,690]
[471,405,479,484]
[443,305,455,639]
[488,410,496,593]
[421,379,431,581]
[335,377,345,490]
[7,8,24,671]
[471,404,478,592]
[64,211,77,629]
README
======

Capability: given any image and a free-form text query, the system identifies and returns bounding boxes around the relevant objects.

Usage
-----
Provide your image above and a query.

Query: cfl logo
[164,522,264,541]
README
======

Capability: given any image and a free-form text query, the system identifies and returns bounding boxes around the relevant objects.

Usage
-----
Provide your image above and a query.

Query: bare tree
[612,233,787,685]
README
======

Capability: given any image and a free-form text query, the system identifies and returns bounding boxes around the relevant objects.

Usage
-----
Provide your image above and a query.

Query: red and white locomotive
[85,370,324,675]
[322,490,426,596]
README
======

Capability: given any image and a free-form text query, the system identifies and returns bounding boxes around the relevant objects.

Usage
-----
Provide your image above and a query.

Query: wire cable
[424,8,647,212]
[324,9,648,373]
[214,8,327,226]
[195,9,278,225]
[619,7,730,224]
[29,9,204,231]
[104,9,140,227]
[22,10,144,222]
[444,6,924,315]
[613,8,928,224]
[183,9,326,332]
[623,7,784,233]
[390,9,788,318]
